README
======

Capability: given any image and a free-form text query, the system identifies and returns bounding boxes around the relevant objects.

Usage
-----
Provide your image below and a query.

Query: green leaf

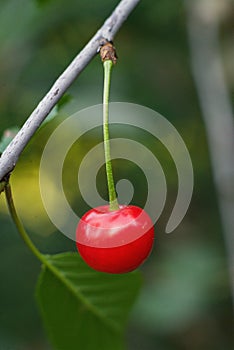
[35,0,53,7]
[57,93,72,110]
[36,252,142,350]
[0,127,20,154]
[43,105,59,125]
[40,93,72,127]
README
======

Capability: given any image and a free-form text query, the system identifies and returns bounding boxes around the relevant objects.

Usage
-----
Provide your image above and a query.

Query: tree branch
[185,0,234,306]
[0,0,140,181]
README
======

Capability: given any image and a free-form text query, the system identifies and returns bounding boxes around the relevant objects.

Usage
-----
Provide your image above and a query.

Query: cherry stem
[103,60,119,211]
[4,181,45,264]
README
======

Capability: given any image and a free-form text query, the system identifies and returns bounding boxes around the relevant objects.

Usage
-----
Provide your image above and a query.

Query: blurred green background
[0,0,233,349]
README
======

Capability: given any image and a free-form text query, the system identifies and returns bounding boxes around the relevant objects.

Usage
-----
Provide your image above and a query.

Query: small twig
[0,0,140,181]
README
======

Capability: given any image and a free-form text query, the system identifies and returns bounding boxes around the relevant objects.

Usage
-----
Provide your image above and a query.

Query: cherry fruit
[76,46,155,273]
[76,205,154,273]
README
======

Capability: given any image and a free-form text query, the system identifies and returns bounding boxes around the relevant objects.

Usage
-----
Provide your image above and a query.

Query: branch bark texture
[0,0,140,181]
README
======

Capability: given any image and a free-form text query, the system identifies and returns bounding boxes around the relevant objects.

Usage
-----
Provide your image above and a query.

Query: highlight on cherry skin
[76,204,155,274]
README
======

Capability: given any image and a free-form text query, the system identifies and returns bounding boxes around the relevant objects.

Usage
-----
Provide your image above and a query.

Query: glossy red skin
[76,205,154,274]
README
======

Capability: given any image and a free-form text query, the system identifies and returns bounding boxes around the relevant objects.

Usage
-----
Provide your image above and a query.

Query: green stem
[103,60,119,211]
[4,182,45,264]
[0,180,7,194]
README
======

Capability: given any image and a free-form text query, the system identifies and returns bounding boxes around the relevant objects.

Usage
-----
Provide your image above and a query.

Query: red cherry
[76,205,154,274]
